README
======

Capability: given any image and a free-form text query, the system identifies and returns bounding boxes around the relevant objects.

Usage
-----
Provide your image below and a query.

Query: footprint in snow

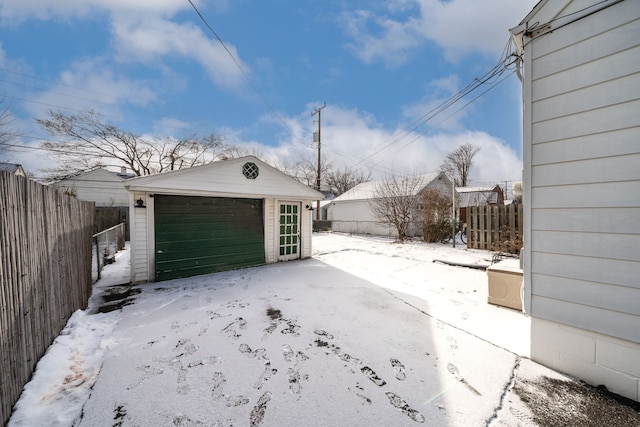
[222,317,247,339]
[250,392,272,427]
[390,358,406,381]
[211,371,250,407]
[385,391,425,423]
[361,366,386,387]
[447,363,482,396]
[240,344,277,390]
[126,365,163,390]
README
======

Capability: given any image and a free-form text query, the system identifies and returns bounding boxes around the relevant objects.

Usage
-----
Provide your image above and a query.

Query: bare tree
[277,155,332,189]
[0,98,18,160]
[439,143,480,187]
[419,188,453,243]
[369,173,426,242]
[36,110,232,179]
[325,167,371,196]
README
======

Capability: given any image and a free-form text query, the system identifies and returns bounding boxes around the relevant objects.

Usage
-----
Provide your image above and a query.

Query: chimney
[120,166,126,175]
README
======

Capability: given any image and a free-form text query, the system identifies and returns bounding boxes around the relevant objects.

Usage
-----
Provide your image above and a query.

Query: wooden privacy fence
[0,172,94,425]
[467,204,523,252]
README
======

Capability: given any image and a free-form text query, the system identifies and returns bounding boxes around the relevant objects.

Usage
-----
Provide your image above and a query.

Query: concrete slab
[79,260,517,426]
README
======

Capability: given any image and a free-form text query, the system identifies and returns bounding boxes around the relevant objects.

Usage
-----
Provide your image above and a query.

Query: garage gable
[126,156,321,199]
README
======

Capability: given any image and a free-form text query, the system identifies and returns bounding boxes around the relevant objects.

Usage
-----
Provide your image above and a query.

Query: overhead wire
[0,63,252,137]
[2,7,522,179]
[186,0,307,147]
[346,39,520,175]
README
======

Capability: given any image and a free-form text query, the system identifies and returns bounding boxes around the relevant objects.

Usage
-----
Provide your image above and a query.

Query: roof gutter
[509,0,625,53]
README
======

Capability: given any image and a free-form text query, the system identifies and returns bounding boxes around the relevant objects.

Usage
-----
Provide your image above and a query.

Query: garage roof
[331,172,445,201]
[125,156,324,200]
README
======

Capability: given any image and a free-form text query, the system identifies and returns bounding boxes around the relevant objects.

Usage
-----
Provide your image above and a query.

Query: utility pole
[311,102,326,220]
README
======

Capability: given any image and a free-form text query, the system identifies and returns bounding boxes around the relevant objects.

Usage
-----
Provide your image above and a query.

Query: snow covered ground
[8,233,638,426]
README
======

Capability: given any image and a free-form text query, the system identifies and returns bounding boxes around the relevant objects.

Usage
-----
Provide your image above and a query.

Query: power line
[186,0,307,146]
[366,69,517,172]
[348,40,518,172]
[0,67,230,136]
[0,66,118,100]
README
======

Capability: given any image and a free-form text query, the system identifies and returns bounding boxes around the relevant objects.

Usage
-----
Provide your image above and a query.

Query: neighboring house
[511,0,640,401]
[327,172,453,237]
[51,167,134,236]
[51,167,132,207]
[0,163,26,177]
[456,185,504,223]
[125,156,323,283]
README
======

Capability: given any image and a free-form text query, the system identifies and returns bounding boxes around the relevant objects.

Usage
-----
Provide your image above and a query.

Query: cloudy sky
[0,0,537,188]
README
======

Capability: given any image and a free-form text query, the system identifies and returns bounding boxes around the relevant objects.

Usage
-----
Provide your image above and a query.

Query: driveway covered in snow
[11,233,640,426]
[76,235,520,426]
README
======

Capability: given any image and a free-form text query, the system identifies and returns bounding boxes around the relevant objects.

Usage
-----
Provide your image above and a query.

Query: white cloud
[111,17,247,89]
[228,105,521,185]
[22,58,157,120]
[340,0,538,66]
[1,1,246,91]
[152,117,191,135]
[340,10,422,67]
[0,0,219,24]
[414,0,537,62]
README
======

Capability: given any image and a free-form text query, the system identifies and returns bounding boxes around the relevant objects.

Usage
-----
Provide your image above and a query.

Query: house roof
[456,186,501,207]
[331,172,446,202]
[0,163,25,175]
[54,168,129,184]
[125,156,324,200]
[456,186,496,193]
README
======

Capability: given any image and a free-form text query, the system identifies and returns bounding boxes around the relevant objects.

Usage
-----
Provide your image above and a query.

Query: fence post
[95,236,101,281]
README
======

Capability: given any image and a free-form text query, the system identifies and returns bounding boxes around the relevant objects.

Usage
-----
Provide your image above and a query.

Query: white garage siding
[126,157,323,283]
[130,192,152,284]
[328,172,453,238]
[514,0,640,400]
[330,200,394,236]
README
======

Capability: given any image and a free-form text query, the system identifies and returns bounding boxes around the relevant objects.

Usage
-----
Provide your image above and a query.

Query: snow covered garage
[126,156,323,283]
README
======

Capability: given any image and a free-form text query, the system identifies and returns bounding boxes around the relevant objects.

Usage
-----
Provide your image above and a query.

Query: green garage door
[154,195,265,281]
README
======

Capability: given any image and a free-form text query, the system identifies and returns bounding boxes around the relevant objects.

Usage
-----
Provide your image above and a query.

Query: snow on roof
[0,162,25,175]
[332,172,444,202]
[456,186,496,193]
[456,187,500,207]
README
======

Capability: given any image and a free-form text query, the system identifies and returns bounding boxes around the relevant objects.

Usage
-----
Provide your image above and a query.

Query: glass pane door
[279,203,300,261]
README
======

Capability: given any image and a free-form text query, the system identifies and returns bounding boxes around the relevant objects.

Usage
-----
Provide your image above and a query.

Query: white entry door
[278,202,300,261]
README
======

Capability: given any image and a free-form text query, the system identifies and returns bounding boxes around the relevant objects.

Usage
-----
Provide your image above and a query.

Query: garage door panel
[157,241,264,261]
[154,195,265,281]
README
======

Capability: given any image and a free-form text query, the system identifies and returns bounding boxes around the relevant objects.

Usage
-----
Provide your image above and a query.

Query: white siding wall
[130,192,151,283]
[130,194,315,283]
[264,198,276,264]
[522,0,640,400]
[54,169,129,207]
[300,200,314,258]
[330,199,394,236]
[329,178,453,237]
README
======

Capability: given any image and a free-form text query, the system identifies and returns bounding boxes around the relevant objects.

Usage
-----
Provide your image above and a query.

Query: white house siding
[515,0,640,400]
[53,169,129,207]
